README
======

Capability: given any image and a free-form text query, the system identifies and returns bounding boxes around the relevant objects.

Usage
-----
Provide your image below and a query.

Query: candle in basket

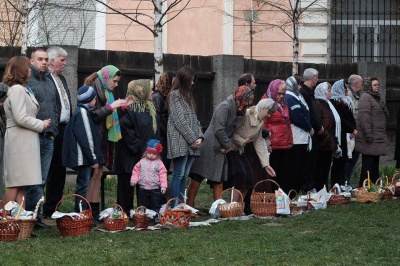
[380,179,383,187]
[263,192,266,203]
[79,200,82,213]
[184,189,187,207]
[231,187,234,203]
[386,176,389,186]
[367,171,371,189]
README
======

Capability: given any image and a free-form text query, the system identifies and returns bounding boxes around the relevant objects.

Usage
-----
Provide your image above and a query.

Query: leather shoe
[34,219,52,229]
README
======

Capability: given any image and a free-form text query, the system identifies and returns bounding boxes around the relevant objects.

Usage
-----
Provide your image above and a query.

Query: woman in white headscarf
[329,79,357,187]
[314,82,341,190]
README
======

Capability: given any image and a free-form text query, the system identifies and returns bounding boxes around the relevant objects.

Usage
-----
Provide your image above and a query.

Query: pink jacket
[130,158,168,190]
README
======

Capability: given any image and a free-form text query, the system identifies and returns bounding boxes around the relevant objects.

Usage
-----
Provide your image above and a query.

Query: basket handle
[220,188,244,203]
[375,177,386,187]
[329,187,338,195]
[287,189,297,200]
[135,206,147,214]
[391,172,399,184]
[109,203,126,216]
[55,194,92,212]
[165,198,184,209]
[252,178,280,193]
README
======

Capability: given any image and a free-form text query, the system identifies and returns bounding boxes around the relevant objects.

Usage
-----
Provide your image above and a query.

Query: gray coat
[167,90,203,159]
[355,93,388,156]
[190,95,238,182]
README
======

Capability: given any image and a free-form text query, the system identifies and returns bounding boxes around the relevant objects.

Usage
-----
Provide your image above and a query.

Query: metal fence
[331,0,400,64]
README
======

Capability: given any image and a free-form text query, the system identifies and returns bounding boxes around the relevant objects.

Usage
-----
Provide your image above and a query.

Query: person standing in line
[83,65,134,221]
[187,85,255,207]
[329,79,357,187]
[114,79,159,215]
[314,82,340,190]
[356,77,388,186]
[285,75,313,193]
[25,48,59,229]
[62,85,103,212]
[167,66,203,207]
[343,74,363,184]
[43,46,72,217]
[300,68,323,193]
[153,71,175,172]
[262,79,293,193]
[2,56,50,205]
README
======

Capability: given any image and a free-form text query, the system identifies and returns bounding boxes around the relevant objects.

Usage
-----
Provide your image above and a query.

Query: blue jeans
[75,165,91,212]
[26,135,54,211]
[170,155,195,207]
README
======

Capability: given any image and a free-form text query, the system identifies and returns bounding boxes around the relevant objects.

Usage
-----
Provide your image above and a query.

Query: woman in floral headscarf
[187,85,255,207]
[330,79,357,187]
[114,79,160,214]
[262,79,293,193]
[83,65,134,221]
[356,77,388,186]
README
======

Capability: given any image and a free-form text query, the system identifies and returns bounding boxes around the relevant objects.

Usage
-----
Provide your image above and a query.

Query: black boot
[90,202,101,224]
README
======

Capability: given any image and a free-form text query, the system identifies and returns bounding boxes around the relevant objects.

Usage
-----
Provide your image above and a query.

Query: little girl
[130,139,168,214]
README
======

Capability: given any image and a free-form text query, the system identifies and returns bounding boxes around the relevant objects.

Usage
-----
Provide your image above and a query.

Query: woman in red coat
[262,79,293,193]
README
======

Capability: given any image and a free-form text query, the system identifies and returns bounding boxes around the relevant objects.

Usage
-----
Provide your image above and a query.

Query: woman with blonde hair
[2,56,50,204]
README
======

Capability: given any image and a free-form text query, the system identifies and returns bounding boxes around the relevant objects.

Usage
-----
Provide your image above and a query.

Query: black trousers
[270,149,290,193]
[315,149,333,190]
[286,144,308,193]
[117,173,137,215]
[43,123,67,216]
[359,154,380,187]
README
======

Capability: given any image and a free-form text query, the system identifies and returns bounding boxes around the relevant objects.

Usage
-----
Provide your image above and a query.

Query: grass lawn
[2,175,400,266]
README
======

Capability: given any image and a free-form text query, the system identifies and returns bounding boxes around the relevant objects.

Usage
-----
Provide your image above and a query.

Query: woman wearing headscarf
[187,85,255,207]
[225,98,277,201]
[330,79,357,187]
[356,77,388,186]
[153,71,175,171]
[262,79,293,193]
[83,65,134,220]
[114,79,159,214]
[314,82,340,190]
[284,75,313,193]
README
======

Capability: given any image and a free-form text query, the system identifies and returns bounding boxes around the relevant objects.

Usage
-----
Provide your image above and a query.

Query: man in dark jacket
[25,48,59,229]
[300,68,323,193]
[43,46,72,218]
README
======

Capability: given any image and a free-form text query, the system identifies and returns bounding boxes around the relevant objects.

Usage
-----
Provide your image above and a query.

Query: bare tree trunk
[154,0,163,84]
[21,0,28,55]
[292,6,299,75]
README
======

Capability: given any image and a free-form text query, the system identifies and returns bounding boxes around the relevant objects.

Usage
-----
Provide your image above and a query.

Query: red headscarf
[234,85,254,114]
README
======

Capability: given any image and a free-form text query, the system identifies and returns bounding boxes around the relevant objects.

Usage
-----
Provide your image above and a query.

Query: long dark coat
[190,95,238,182]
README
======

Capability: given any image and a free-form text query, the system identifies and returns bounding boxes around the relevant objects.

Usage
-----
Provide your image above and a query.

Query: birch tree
[94,0,194,83]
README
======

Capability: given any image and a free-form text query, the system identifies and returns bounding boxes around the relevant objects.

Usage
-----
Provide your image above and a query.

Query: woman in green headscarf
[83,65,134,222]
[114,79,160,215]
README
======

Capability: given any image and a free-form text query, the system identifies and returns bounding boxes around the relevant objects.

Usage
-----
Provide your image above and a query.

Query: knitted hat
[77,85,96,104]
[146,139,163,155]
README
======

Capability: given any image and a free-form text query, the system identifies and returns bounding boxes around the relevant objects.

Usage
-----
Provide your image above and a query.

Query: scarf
[331,79,355,113]
[363,77,389,117]
[286,76,300,96]
[127,79,157,133]
[266,79,287,118]
[315,82,342,146]
[233,85,254,115]
[97,65,121,142]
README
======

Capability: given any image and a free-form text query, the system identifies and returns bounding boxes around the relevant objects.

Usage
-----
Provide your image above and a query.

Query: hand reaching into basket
[265,165,276,177]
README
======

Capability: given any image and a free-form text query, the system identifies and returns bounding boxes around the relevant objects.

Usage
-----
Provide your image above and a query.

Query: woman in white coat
[2,56,50,205]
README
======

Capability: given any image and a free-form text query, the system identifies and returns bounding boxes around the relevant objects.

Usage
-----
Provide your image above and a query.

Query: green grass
[2,178,400,266]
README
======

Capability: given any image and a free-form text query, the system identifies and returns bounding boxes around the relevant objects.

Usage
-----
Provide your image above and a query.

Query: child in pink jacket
[130,139,168,216]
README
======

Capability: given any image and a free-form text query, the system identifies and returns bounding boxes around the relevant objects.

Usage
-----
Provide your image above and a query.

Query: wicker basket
[375,178,393,201]
[18,218,36,240]
[0,200,21,241]
[391,173,400,197]
[133,206,152,229]
[328,188,351,206]
[158,198,192,228]
[250,179,280,217]
[103,204,129,231]
[288,189,308,214]
[55,194,93,236]
[218,188,245,218]
[353,180,384,203]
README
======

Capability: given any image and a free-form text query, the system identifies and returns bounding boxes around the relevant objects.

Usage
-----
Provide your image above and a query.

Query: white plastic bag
[209,199,226,218]
[275,188,290,215]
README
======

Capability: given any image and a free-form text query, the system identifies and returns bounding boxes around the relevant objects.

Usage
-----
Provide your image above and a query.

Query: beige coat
[231,107,270,168]
[4,85,44,187]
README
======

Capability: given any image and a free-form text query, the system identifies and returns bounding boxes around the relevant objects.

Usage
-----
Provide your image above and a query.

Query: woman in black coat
[114,79,160,214]
[329,79,357,187]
